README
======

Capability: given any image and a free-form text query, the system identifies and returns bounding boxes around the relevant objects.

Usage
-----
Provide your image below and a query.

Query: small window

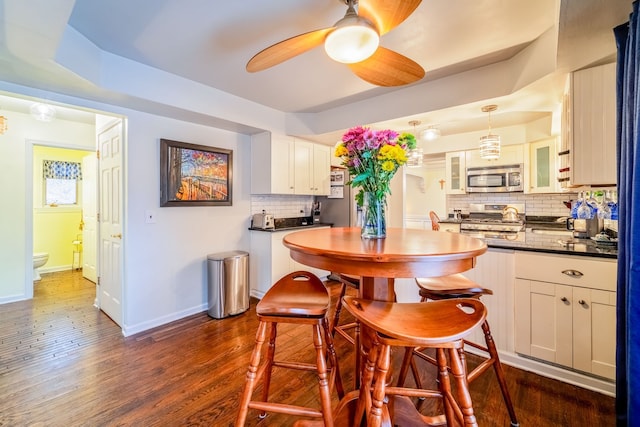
[45,178,78,205]
[42,160,82,206]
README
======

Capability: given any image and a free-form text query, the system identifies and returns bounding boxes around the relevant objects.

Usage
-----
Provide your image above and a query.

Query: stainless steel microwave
[466,164,524,193]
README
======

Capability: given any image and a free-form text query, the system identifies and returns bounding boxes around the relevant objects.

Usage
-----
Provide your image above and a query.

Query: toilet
[33,252,49,281]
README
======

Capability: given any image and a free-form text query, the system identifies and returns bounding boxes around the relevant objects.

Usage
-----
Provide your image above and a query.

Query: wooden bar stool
[343,296,487,427]
[330,273,361,388]
[397,273,519,427]
[235,271,344,426]
[330,273,360,346]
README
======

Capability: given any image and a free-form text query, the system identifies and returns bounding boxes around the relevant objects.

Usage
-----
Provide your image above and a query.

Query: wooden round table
[283,226,487,302]
[283,226,488,426]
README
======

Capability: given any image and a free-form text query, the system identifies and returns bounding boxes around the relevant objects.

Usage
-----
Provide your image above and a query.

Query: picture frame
[160,138,232,207]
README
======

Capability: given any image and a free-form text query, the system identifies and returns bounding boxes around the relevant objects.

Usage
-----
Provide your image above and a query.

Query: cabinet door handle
[561,297,569,303]
[562,269,584,278]
[578,300,587,306]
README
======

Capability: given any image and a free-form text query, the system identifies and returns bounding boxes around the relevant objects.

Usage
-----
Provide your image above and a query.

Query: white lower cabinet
[514,252,617,380]
[461,248,515,352]
[250,228,329,298]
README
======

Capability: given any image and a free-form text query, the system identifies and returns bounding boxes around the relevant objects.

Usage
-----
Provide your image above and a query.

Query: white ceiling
[0,0,632,144]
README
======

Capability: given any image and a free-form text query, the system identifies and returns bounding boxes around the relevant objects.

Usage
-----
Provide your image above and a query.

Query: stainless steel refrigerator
[316,175,359,227]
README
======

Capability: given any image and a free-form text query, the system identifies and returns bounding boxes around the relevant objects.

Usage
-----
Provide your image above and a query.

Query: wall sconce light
[479,104,500,160]
[31,103,57,122]
[406,120,424,168]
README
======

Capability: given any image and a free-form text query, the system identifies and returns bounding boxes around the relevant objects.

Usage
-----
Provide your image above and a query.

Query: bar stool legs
[344,297,486,427]
[398,274,519,426]
[235,271,343,426]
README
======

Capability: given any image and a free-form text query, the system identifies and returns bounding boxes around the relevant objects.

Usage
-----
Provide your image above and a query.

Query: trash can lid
[207,250,249,261]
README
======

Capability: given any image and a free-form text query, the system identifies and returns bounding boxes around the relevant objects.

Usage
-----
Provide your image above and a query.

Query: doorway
[24,111,125,328]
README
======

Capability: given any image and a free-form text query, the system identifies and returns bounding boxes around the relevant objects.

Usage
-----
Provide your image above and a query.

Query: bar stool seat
[343,296,487,427]
[235,271,344,426]
[398,273,519,427]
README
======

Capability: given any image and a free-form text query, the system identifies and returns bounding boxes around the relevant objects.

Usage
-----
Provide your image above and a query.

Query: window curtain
[614,2,639,425]
[42,160,82,180]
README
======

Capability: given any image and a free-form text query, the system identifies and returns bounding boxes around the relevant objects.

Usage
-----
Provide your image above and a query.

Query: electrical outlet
[145,210,156,224]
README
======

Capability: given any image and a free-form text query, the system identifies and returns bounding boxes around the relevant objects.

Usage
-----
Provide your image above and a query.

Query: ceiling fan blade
[358,0,421,36]
[348,46,425,86]
[246,27,334,72]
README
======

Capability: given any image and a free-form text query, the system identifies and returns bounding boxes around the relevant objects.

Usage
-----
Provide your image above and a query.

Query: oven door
[461,230,525,242]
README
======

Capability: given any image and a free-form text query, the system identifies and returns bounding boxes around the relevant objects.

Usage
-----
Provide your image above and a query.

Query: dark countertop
[486,230,617,259]
[248,222,333,232]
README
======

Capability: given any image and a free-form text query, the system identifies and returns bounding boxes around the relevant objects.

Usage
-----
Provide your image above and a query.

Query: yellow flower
[381,160,395,171]
[335,145,348,157]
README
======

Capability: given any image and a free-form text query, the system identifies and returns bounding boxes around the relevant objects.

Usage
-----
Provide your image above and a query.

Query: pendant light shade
[480,105,500,160]
[0,115,7,134]
[406,120,423,167]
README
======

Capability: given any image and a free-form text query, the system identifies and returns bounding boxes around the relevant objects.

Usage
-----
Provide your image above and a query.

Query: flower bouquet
[335,126,416,238]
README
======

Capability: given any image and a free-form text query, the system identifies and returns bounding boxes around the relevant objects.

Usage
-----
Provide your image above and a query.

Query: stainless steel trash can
[207,250,249,319]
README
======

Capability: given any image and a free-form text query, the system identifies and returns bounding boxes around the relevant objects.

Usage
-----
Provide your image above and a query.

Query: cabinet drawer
[515,252,616,291]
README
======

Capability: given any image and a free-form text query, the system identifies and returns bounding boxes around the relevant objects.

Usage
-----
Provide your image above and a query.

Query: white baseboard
[122,303,208,337]
[465,346,616,397]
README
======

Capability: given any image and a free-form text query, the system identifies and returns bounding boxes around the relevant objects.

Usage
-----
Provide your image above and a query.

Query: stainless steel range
[460,203,526,241]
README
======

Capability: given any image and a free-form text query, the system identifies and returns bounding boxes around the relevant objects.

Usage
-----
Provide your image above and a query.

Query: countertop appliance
[566,217,600,239]
[460,203,526,241]
[466,164,524,193]
[251,212,274,229]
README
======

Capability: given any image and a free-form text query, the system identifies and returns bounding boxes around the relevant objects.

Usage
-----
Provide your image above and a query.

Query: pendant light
[479,104,500,160]
[0,115,7,134]
[406,120,423,167]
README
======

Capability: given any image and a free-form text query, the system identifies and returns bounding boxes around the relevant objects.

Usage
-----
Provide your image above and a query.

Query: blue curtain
[615,2,640,425]
[42,160,83,180]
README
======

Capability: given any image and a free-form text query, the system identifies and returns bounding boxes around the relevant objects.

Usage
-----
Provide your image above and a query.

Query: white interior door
[82,154,98,283]
[98,121,124,326]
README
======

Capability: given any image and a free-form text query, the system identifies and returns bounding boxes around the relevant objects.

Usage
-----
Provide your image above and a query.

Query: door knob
[111,233,122,239]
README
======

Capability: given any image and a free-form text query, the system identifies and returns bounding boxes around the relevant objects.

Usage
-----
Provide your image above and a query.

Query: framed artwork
[160,138,232,206]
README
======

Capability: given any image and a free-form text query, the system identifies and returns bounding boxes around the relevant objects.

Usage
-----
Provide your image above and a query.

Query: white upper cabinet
[251,132,330,195]
[527,138,559,193]
[569,63,617,186]
[312,144,331,195]
[251,132,294,194]
[294,140,331,196]
[445,151,466,194]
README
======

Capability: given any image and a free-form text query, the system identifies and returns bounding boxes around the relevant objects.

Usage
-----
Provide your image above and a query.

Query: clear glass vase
[361,192,387,239]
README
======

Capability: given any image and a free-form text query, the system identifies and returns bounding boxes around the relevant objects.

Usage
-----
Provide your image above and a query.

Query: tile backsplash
[251,194,315,218]
[447,192,579,217]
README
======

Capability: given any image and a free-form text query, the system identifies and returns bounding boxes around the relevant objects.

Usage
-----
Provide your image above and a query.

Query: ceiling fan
[246,0,425,87]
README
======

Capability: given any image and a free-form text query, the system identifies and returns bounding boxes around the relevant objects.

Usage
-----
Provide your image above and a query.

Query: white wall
[120,111,251,335]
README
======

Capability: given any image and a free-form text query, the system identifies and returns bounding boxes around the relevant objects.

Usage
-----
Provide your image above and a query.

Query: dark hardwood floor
[0,270,615,426]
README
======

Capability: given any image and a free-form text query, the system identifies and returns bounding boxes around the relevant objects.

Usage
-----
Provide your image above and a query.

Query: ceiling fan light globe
[324,18,379,64]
